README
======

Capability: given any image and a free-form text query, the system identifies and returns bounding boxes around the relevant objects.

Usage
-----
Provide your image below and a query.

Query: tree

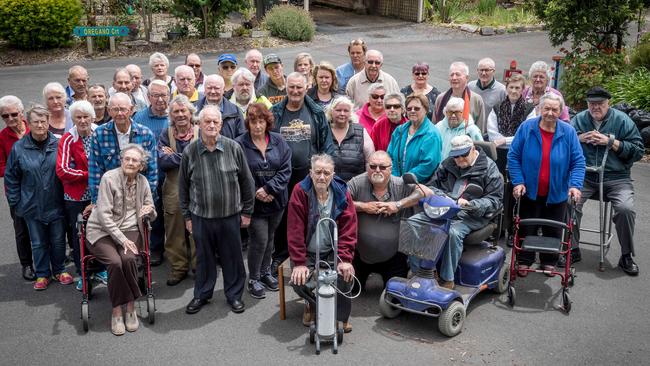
[172,0,249,38]
[534,0,646,52]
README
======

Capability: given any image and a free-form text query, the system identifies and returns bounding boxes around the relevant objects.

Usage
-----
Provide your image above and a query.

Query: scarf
[435,87,471,126]
[173,126,195,141]
[496,97,528,137]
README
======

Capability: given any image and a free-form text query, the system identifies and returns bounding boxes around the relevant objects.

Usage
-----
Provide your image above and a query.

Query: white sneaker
[125,311,139,332]
[111,315,125,336]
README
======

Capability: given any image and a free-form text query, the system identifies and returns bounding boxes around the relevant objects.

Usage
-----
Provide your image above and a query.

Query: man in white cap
[424,135,503,289]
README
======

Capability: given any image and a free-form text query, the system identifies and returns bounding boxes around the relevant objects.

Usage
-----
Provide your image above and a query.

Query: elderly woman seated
[85,143,156,336]
[435,96,483,160]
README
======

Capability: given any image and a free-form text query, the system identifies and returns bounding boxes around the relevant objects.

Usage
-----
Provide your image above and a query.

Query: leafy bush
[0,0,83,49]
[560,49,628,110]
[263,5,315,41]
[477,0,496,16]
[172,0,249,38]
[631,34,650,70]
[605,68,650,110]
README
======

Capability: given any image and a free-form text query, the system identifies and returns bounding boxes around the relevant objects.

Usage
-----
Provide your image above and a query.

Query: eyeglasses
[478,68,494,73]
[406,106,421,112]
[414,72,428,76]
[149,93,168,100]
[385,104,401,110]
[370,94,385,100]
[1,112,20,119]
[369,164,391,171]
[453,150,471,158]
[446,110,463,115]
[221,64,237,70]
[367,60,381,65]
[187,64,201,68]
[313,170,333,177]
[110,107,130,114]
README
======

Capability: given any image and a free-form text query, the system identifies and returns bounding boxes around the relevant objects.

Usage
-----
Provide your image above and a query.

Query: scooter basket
[399,213,448,261]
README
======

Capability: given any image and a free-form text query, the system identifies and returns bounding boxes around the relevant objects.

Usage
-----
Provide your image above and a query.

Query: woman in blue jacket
[236,103,292,299]
[387,94,442,183]
[5,105,71,290]
[508,93,585,273]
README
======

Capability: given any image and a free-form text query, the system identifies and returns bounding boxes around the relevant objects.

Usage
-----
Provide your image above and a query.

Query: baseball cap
[586,86,611,102]
[263,54,282,67]
[448,135,474,158]
[218,53,237,65]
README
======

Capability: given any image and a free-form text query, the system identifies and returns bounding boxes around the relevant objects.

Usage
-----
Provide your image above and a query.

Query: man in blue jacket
[571,87,644,275]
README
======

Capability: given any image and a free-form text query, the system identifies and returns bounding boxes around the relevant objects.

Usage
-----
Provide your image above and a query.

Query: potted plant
[167,23,187,41]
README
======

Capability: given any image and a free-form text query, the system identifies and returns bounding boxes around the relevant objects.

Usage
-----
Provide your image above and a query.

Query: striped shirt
[179,135,255,219]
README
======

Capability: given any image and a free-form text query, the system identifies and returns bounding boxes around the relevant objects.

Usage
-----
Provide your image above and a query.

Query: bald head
[204,74,225,104]
[68,65,89,97]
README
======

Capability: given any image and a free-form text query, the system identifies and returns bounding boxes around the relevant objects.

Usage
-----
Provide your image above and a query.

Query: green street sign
[74,26,129,37]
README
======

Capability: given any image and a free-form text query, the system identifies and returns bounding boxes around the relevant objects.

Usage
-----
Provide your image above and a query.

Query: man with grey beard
[347,151,428,290]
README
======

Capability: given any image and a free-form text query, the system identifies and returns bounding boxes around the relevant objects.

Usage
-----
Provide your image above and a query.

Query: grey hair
[108,92,133,107]
[368,150,391,162]
[286,71,307,85]
[198,104,222,122]
[148,79,170,94]
[326,96,358,124]
[383,93,405,109]
[168,94,197,124]
[367,83,386,96]
[310,153,335,170]
[69,100,96,119]
[26,104,50,123]
[0,95,24,111]
[149,52,169,68]
[204,74,225,86]
[68,65,88,77]
[528,61,551,80]
[477,57,496,69]
[443,97,465,113]
[539,92,565,112]
[174,65,195,80]
[42,82,66,100]
[113,68,131,82]
[449,61,469,76]
[245,49,262,61]
[120,143,148,166]
[232,68,255,85]
[366,49,384,62]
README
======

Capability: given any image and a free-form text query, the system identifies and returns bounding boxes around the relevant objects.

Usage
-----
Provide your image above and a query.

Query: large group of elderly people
[0,40,644,338]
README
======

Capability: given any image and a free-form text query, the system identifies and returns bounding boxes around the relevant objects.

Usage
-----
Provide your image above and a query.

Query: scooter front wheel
[379,290,401,319]
[439,301,465,337]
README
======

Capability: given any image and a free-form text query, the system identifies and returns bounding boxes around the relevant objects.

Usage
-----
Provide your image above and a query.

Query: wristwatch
[395,200,402,211]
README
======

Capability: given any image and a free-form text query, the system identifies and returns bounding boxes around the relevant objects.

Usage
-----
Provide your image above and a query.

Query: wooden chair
[277,258,292,320]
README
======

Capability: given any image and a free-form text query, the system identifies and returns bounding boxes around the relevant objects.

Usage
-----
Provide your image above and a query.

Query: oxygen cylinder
[317,283,336,337]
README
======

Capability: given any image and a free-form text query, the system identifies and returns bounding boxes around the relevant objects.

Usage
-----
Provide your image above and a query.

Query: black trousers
[517,195,567,266]
[272,167,309,263]
[353,251,409,290]
[292,269,352,322]
[191,214,246,303]
[9,205,32,267]
[63,200,89,274]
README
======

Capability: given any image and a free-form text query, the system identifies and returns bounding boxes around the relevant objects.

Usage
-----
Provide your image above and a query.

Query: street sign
[73,26,129,37]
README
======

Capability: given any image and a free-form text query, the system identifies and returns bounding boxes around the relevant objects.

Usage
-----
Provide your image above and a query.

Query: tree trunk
[201,5,209,38]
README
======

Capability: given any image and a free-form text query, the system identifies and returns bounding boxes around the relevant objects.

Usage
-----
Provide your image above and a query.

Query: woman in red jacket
[288,153,357,333]
[0,95,34,281]
[56,100,105,290]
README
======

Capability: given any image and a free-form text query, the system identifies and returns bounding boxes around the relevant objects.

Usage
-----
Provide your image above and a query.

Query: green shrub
[263,5,315,41]
[477,0,496,16]
[0,0,83,49]
[560,49,628,110]
[631,34,650,69]
[605,68,650,110]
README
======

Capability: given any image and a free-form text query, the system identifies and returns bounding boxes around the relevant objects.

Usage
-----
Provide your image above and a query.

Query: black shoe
[619,255,639,276]
[229,299,245,313]
[166,272,187,286]
[247,280,266,299]
[260,273,279,291]
[22,265,36,281]
[150,251,163,267]
[186,298,209,314]
[558,248,581,268]
[270,260,281,278]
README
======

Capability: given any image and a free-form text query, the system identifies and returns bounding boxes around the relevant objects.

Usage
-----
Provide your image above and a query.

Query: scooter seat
[464,223,496,246]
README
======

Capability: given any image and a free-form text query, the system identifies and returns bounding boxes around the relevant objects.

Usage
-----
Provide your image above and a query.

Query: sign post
[73,26,130,55]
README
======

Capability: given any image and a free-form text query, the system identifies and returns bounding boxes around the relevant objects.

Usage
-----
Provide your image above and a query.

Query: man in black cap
[257,54,286,105]
[570,86,644,275]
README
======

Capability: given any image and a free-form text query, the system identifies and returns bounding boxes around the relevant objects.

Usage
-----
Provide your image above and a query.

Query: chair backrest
[474,140,498,162]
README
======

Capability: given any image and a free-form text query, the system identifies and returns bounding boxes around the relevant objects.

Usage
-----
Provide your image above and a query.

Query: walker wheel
[309,324,315,344]
[81,301,89,332]
[562,289,571,313]
[438,301,465,337]
[507,285,516,307]
[147,295,155,324]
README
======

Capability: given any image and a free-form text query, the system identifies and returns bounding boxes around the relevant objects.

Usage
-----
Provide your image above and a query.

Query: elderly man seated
[348,151,428,290]
[288,154,356,333]
[424,135,503,289]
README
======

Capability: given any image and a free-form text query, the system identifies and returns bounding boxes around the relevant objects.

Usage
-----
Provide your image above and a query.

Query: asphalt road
[1,8,649,365]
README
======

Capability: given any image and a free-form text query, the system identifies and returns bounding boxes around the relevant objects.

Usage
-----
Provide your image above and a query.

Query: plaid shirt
[88,120,158,203]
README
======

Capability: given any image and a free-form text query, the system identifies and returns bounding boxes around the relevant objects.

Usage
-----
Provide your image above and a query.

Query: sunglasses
[367,60,381,65]
[406,106,421,112]
[453,150,471,158]
[385,104,401,110]
[446,110,463,115]
[1,112,20,119]
[414,72,428,76]
[371,94,385,100]
[221,64,237,70]
[369,164,391,171]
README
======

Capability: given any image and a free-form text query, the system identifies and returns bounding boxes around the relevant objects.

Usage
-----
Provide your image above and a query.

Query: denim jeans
[25,218,67,278]
[248,212,283,280]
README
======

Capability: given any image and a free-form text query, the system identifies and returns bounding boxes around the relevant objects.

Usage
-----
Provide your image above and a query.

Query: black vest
[333,124,366,181]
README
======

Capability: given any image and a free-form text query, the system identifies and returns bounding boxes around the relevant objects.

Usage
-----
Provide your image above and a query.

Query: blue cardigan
[508,117,585,204]
[387,118,442,183]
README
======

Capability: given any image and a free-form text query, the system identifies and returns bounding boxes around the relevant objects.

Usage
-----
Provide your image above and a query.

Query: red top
[537,128,554,197]
[0,122,29,177]
[356,103,384,133]
[370,115,407,152]
[56,131,89,200]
